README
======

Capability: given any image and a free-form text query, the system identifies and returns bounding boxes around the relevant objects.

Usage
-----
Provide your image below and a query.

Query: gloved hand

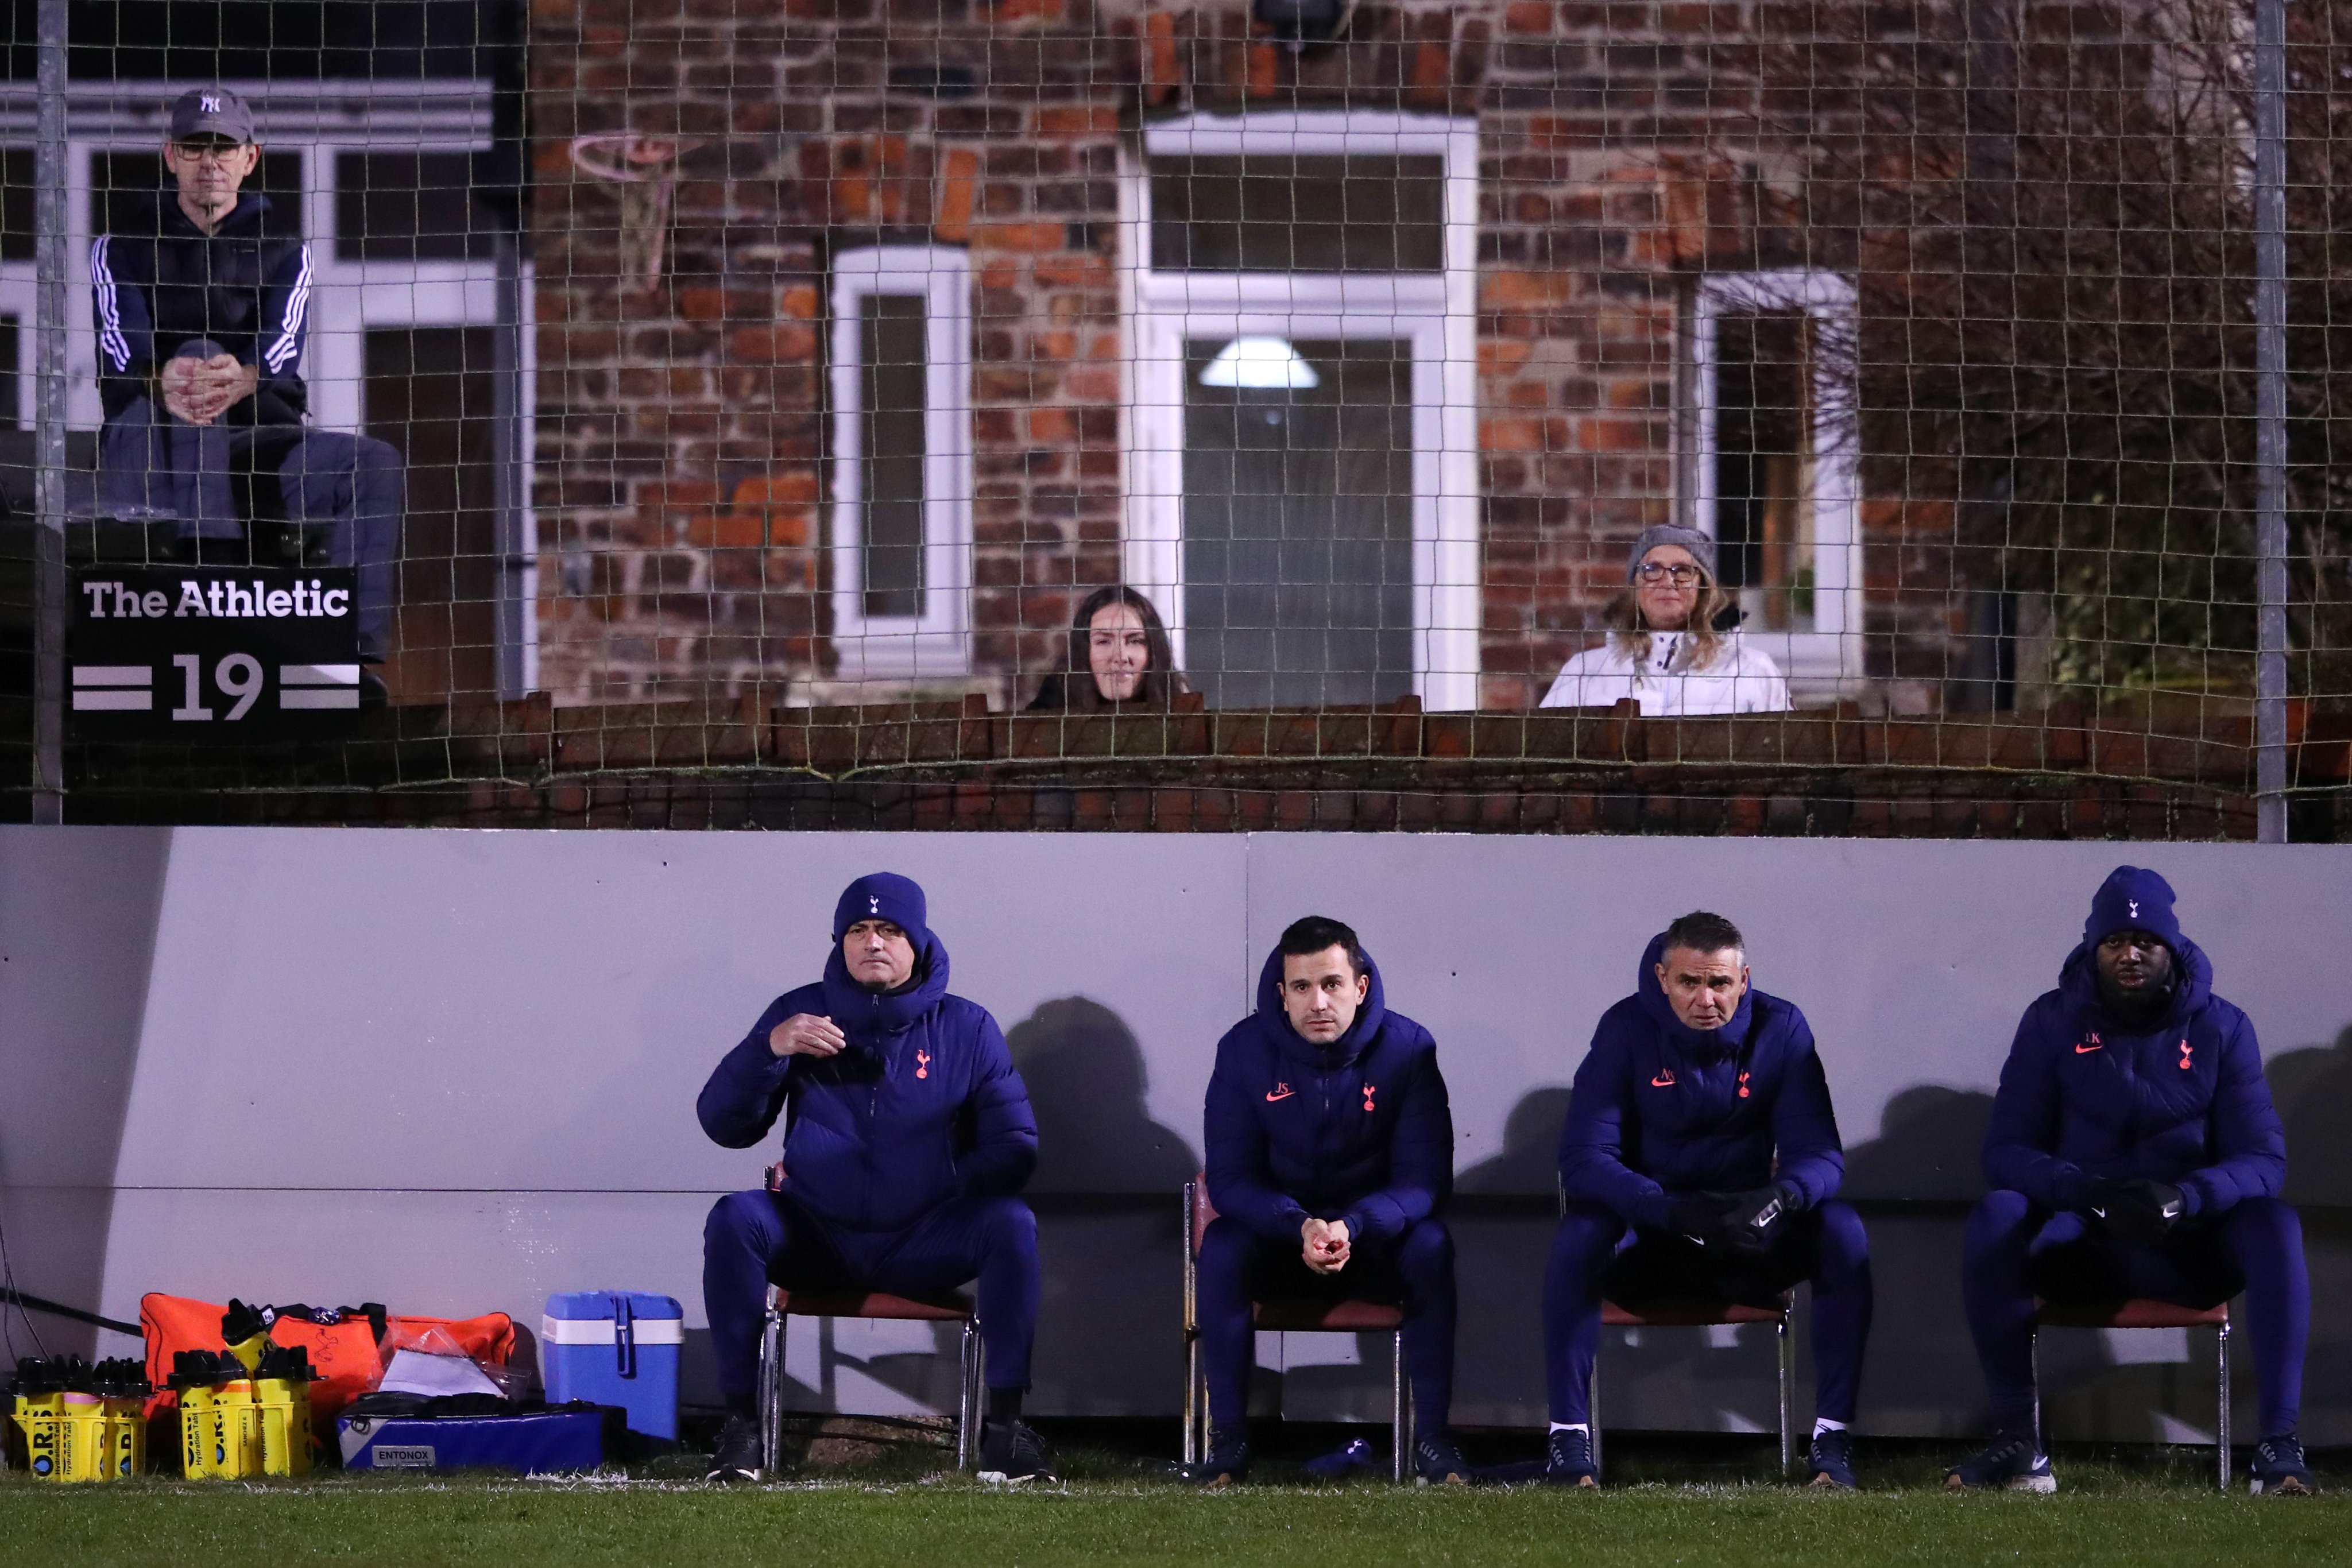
[1717,1185,1796,1255]
[1666,1194,1734,1246]
[2088,1179,2187,1246]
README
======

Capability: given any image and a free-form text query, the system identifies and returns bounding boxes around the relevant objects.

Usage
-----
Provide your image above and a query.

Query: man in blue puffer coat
[696,872,1046,1483]
[1186,915,1461,1485]
[1947,866,2315,1496]
[1543,910,1874,1489]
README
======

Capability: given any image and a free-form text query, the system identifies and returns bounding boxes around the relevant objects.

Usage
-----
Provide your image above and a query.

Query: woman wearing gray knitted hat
[1537,525,1791,714]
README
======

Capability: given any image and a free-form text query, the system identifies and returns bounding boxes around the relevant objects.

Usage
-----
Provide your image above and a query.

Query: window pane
[92,150,304,239]
[859,295,928,620]
[1715,311,1815,632]
[0,315,17,428]
[1183,337,1414,707]
[1150,155,1444,273]
[336,152,495,262]
[0,149,30,262]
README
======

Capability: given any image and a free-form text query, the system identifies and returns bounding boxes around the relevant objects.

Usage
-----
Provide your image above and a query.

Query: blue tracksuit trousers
[702,1187,1040,1411]
[1962,1190,2308,1438]
[1543,1199,1874,1426]
[1195,1214,1456,1435]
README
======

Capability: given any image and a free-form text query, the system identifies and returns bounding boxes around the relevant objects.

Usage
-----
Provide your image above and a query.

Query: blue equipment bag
[338,1410,604,1473]
[540,1292,683,1441]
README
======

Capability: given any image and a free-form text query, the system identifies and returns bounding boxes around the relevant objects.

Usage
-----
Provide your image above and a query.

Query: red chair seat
[773,1289,972,1322]
[1252,1299,1407,1332]
[1603,1297,1788,1327]
[2033,1296,2227,1330]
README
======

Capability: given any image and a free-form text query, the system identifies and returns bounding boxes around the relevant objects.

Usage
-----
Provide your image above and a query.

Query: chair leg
[1185,1335,1204,1476]
[1392,1329,1411,1484]
[957,1319,982,1472]
[2029,1329,2042,1453]
[1777,1313,1795,1480]
[757,1307,783,1476]
[2216,1318,2232,1493]
[1589,1361,1603,1483]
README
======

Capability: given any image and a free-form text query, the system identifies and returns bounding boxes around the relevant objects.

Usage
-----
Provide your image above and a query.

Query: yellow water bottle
[254,1344,316,1477]
[10,1358,67,1482]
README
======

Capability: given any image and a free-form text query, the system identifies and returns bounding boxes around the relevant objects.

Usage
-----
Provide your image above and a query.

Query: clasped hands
[1300,1216,1351,1275]
[1666,1186,1794,1255]
[158,353,260,427]
[2086,1178,2187,1246]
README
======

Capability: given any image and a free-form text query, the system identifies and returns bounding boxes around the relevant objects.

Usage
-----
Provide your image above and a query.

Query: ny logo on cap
[2127,899,2140,918]
[201,95,221,114]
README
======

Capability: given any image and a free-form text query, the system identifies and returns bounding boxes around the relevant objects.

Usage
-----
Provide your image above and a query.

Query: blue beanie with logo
[2083,865,2182,951]
[833,872,929,944]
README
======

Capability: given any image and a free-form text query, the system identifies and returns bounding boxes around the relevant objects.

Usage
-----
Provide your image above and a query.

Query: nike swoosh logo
[2075,1044,2102,1054]
[1650,1072,1676,1087]
[1265,1090,1294,1102]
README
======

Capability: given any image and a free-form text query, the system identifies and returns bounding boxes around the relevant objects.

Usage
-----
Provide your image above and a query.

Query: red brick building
[526,0,1963,713]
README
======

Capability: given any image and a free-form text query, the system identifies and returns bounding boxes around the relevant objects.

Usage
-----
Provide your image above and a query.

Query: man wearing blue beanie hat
[696,872,1047,1482]
[1948,866,2314,1496]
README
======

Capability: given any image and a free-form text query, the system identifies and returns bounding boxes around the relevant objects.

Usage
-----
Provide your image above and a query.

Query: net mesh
[0,0,2344,835]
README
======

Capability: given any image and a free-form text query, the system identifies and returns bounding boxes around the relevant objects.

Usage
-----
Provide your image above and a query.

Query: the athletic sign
[68,565,362,738]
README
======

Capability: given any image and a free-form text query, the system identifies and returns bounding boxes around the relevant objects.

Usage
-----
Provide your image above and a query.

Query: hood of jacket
[2056,927,2214,1036]
[1634,931,1755,1059]
[820,923,951,1048]
[1252,940,1390,1069]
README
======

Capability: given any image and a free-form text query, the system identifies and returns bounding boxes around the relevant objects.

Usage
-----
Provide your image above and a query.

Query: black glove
[1718,1185,1796,1255]
[2088,1179,2186,1246]
[1666,1194,1734,1245]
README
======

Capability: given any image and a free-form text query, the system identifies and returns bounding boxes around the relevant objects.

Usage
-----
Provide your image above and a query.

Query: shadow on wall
[1842,1085,1997,1203]
[2269,1026,2352,1209]
[1005,997,1200,1192]
[1457,1088,1575,1197]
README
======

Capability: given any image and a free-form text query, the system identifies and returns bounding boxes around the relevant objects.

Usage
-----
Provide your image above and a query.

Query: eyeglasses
[1635,562,1705,586]
[172,141,249,164]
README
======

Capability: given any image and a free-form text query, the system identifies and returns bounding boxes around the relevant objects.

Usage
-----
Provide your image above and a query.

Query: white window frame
[1122,110,1480,712]
[1689,270,1863,689]
[828,244,973,680]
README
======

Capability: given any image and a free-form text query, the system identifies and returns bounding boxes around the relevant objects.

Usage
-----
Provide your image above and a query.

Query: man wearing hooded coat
[695,872,1047,1482]
[1187,915,1463,1485]
[1947,866,2315,1496]
[1542,910,1874,1489]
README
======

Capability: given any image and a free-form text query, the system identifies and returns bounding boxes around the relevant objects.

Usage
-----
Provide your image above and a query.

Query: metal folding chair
[1181,1175,1414,1482]
[2032,1296,2231,1490]
[756,1282,985,1473]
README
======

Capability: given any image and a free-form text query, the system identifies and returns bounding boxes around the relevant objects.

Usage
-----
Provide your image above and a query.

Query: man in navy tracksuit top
[1948,866,2316,1496]
[1185,916,1460,1485]
[1543,910,1874,1489]
[697,872,1048,1482]
[92,87,403,679]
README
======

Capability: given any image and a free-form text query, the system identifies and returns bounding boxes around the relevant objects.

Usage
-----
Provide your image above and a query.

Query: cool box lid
[541,1291,683,1346]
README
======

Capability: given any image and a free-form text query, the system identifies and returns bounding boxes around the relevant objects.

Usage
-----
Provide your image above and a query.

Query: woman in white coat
[1538,524,1791,715]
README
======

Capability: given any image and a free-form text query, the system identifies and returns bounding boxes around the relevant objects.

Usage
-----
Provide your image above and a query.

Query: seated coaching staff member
[1544,911,1874,1489]
[697,873,1048,1483]
[93,87,403,692]
[1187,916,1464,1486]
[1949,868,2315,1496]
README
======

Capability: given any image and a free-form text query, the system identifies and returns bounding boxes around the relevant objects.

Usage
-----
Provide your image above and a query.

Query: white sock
[1812,1418,1847,1439]
[1549,1422,1589,1436]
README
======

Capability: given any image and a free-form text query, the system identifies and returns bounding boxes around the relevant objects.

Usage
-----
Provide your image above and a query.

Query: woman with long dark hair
[1026,585,1192,711]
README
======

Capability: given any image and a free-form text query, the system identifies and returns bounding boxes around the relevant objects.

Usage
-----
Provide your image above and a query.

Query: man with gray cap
[91,86,403,694]
[1538,524,1790,714]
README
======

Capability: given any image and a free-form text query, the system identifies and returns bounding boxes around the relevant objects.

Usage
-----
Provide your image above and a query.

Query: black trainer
[1182,1430,1251,1486]
[1414,1428,1471,1485]
[978,1418,1055,1483]
[2250,1436,2317,1496]
[1806,1427,1858,1489]
[1543,1426,1598,1488]
[706,1413,763,1483]
[1945,1430,2055,1493]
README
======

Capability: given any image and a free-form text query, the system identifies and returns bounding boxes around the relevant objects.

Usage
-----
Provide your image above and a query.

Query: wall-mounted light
[1199,336,1320,390]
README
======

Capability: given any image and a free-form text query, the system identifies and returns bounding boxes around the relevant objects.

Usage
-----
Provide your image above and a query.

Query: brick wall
[526,0,1965,709]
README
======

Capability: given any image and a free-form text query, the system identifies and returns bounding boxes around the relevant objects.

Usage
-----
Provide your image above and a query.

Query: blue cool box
[541,1291,683,1441]
[338,1411,604,1473]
